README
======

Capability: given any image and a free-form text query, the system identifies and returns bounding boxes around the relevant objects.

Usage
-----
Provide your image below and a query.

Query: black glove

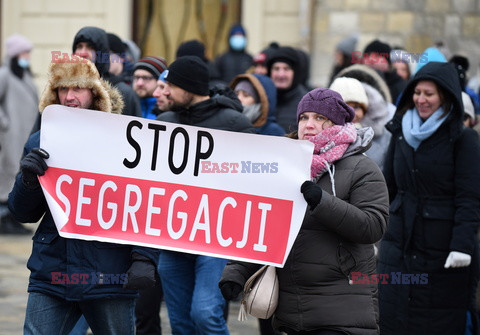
[219,281,243,301]
[123,252,157,290]
[20,148,49,189]
[301,181,323,210]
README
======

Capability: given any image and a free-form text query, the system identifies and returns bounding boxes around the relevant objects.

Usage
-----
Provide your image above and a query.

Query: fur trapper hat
[39,59,123,114]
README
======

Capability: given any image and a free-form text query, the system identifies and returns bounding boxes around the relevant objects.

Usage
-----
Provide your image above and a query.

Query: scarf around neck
[402,107,449,151]
[309,123,357,179]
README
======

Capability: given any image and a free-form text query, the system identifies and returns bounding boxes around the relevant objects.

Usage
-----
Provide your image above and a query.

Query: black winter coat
[378,62,480,335]
[156,92,255,133]
[221,128,389,334]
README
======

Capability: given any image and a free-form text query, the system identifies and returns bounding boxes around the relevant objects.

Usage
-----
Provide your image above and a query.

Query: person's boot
[0,213,32,235]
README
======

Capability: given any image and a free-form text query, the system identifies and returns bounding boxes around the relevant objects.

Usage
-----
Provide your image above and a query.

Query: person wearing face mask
[0,34,38,235]
[214,24,253,84]
[230,73,285,136]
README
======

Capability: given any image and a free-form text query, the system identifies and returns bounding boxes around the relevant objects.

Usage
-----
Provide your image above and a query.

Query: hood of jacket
[392,61,464,139]
[360,83,391,137]
[177,89,243,124]
[72,26,110,77]
[38,59,123,114]
[229,73,278,128]
[336,64,392,104]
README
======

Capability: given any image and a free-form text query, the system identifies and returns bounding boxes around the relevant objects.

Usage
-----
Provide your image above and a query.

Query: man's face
[133,69,158,98]
[74,42,96,61]
[152,80,173,111]
[270,61,294,90]
[58,87,94,109]
[162,82,195,111]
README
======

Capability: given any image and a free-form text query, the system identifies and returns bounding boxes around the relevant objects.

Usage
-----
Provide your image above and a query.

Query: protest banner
[39,105,313,266]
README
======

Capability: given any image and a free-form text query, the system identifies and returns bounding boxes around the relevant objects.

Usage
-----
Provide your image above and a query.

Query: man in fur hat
[8,59,159,334]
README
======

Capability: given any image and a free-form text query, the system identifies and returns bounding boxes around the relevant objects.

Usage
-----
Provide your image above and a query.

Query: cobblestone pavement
[0,227,260,334]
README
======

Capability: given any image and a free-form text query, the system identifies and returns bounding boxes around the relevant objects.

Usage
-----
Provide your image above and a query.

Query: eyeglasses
[133,75,156,82]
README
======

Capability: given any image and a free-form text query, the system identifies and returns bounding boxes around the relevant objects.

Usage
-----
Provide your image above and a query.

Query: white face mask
[17,58,30,68]
[229,35,246,51]
[242,103,262,123]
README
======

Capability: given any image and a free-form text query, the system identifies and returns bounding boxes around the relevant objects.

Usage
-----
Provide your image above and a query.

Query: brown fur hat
[38,58,124,114]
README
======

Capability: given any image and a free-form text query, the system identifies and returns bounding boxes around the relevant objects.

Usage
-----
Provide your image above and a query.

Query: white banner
[39,105,313,266]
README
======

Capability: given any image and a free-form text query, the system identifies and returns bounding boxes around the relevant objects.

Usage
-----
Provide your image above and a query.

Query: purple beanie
[296,88,355,126]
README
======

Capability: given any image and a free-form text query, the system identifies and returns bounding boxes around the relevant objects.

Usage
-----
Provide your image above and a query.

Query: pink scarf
[309,123,357,179]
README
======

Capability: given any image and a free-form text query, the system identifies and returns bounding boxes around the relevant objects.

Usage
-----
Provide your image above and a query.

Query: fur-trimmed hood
[229,73,270,127]
[38,59,123,114]
[336,64,392,104]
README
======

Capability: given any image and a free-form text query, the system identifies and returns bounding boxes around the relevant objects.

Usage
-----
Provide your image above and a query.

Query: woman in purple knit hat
[220,88,389,334]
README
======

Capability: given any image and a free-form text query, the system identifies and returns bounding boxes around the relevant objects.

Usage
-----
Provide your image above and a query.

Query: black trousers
[135,281,163,335]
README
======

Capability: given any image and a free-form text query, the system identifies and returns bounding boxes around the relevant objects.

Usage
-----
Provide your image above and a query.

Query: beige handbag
[238,265,279,321]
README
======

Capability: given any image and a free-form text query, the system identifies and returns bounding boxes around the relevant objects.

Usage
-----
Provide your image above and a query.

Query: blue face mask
[17,58,30,68]
[229,35,246,51]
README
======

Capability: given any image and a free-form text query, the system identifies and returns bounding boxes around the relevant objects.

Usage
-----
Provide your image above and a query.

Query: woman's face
[413,80,443,120]
[298,112,333,140]
[235,90,256,106]
[393,61,410,81]
[347,102,365,123]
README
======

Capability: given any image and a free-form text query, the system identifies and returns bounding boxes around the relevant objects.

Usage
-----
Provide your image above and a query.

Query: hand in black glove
[219,281,243,301]
[123,252,157,290]
[301,180,323,210]
[20,148,49,189]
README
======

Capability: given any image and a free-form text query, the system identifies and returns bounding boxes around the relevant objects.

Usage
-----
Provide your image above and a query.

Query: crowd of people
[2,22,480,335]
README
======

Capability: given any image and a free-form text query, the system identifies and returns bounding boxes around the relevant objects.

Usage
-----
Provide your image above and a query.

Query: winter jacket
[156,90,255,133]
[276,84,308,133]
[8,131,160,301]
[378,61,480,335]
[229,73,285,136]
[214,49,253,84]
[360,83,393,171]
[0,60,38,201]
[220,127,389,334]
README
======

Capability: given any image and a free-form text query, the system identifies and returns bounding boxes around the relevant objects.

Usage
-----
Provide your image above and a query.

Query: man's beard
[170,93,195,111]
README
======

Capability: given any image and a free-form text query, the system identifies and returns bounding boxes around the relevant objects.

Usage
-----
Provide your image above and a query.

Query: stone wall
[1,0,131,89]
[245,0,480,88]
[3,0,480,90]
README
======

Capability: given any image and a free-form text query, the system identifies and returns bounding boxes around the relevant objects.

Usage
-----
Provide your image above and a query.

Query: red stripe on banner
[40,167,293,264]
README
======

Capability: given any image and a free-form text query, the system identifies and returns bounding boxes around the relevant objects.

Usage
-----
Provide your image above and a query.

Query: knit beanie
[234,80,259,103]
[134,56,168,79]
[107,33,126,54]
[5,34,33,58]
[164,55,209,95]
[329,77,369,108]
[364,39,392,63]
[267,46,299,71]
[297,88,355,126]
[176,40,207,62]
[336,33,358,56]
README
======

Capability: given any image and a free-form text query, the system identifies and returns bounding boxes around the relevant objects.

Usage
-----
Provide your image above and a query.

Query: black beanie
[176,40,207,62]
[107,33,126,54]
[267,46,299,73]
[164,56,209,96]
[363,40,392,62]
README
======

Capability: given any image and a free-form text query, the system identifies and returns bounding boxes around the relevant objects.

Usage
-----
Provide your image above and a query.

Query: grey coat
[0,60,38,201]
[220,127,389,334]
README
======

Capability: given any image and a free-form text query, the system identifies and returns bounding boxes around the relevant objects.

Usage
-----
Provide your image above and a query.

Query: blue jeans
[158,251,229,334]
[24,292,135,335]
